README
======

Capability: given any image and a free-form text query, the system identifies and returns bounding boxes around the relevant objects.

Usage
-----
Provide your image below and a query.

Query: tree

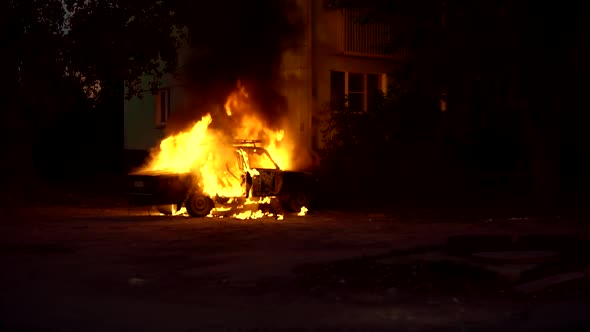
[1,0,182,207]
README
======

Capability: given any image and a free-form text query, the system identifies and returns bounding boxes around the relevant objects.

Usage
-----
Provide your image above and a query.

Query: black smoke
[167,0,303,133]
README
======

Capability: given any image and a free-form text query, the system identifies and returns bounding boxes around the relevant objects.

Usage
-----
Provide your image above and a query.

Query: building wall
[279,0,313,150]
[123,71,188,168]
[310,2,400,149]
[123,92,164,151]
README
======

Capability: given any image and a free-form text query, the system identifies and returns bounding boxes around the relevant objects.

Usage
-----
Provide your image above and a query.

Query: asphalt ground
[1,204,589,331]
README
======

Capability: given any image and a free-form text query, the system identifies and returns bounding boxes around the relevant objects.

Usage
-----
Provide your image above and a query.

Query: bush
[317,82,449,205]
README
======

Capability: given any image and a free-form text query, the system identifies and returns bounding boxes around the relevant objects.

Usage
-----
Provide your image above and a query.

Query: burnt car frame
[126,140,317,217]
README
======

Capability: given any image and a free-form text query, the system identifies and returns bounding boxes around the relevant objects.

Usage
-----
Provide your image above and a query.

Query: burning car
[126,139,317,217]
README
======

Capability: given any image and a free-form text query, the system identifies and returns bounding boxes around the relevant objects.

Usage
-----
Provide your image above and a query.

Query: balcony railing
[336,8,411,58]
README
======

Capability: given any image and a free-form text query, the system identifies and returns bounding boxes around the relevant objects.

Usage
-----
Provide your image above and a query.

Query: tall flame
[142,84,296,201]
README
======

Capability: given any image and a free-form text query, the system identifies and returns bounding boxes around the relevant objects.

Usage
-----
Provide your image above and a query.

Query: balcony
[335,8,412,59]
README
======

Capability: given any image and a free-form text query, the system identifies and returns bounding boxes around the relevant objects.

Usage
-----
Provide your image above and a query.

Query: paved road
[1,206,589,331]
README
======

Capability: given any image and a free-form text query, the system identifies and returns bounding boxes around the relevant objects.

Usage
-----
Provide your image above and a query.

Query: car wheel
[287,191,311,212]
[186,194,214,217]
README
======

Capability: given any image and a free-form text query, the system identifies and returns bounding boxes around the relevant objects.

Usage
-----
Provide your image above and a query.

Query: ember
[298,206,308,216]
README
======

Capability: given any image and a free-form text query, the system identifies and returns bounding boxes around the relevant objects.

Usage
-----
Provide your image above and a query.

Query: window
[330,71,345,110]
[348,73,364,111]
[330,71,386,112]
[155,88,171,127]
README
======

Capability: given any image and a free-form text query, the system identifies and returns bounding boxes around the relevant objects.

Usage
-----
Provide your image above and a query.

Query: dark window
[330,71,345,110]
[348,73,364,92]
[367,73,380,110]
[348,93,364,111]
[348,73,364,111]
[156,88,170,127]
[330,71,384,112]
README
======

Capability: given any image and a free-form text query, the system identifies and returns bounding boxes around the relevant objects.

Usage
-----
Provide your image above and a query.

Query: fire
[297,206,308,216]
[142,83,300,220]
[145,114,243,198]
[147,114,213,174]
[224,84,248,116]
[174,207,187,216]
[232,114,294,171]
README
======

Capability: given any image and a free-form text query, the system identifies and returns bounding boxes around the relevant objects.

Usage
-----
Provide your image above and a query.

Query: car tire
[186,194,214,217]
[156,204,182,216]
[287,191,311,213]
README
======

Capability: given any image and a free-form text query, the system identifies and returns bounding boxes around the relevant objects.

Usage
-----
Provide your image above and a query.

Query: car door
[251,169,282,197]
